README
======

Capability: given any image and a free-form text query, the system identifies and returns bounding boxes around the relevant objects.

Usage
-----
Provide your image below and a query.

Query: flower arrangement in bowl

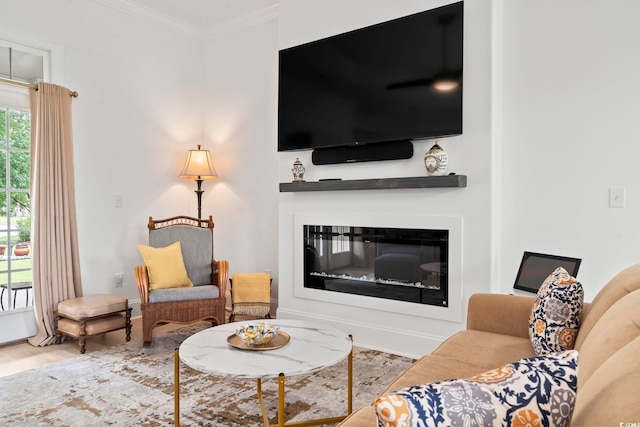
[235,323,280,346]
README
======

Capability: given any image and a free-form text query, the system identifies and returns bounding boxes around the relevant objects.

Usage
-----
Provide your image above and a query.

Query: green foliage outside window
[0,109,30,219]
[17,216,30,242]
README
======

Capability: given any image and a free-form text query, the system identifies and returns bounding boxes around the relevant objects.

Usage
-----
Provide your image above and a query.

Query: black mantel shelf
[279,175,467,192]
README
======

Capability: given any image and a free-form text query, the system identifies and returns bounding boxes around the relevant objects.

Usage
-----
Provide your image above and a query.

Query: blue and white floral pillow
[375,350,578,427]
[529,267,584,355]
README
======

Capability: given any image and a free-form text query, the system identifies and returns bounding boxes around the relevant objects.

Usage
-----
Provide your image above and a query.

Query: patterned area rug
[0,323,415,426]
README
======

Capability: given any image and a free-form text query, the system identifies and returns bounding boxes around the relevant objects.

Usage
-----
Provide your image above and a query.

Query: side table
[0,281,32,310]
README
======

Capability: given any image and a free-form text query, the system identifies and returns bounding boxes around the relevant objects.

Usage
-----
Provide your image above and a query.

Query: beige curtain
[28,82,83,347]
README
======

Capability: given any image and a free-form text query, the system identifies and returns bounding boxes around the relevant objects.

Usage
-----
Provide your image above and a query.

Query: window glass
[0,107,32,311]
[11,50,43,83]
[0,46,9,79]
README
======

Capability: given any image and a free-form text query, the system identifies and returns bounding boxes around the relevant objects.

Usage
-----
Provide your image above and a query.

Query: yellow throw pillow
[137,241,193,290]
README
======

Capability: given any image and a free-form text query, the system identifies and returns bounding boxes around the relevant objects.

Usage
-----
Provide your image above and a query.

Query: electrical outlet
[115,273,124,287]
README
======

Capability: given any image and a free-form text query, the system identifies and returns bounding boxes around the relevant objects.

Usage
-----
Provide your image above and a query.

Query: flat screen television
[513,252,582,294]
[278,2,464,164]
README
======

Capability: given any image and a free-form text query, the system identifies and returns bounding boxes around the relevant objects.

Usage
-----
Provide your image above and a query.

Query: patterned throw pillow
[529,267,584,355]
[374,350,578,427]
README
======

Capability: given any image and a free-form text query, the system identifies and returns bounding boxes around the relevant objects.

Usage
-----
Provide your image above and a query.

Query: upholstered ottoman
[55,294,132,354]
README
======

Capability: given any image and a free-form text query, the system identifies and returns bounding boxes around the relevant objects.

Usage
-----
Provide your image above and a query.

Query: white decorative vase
[424,142,448,176]
[291,158,306,182]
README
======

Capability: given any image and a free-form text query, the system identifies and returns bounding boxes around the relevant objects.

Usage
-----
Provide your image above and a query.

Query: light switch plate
[609,187,626,208]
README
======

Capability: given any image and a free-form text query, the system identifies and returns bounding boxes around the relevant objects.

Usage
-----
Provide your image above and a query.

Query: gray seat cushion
[148,284,220,303]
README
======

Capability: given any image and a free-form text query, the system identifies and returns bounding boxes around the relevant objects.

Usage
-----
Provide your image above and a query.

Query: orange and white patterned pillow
[529,267,584,355]
[374,350,578,427]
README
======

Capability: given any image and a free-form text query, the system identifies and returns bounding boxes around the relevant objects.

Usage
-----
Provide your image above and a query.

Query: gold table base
[174,335,353,427]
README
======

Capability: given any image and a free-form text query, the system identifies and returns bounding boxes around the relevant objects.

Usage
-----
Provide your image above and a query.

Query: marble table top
[180,319,352,380]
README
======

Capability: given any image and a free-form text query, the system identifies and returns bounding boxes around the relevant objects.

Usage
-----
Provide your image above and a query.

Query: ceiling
[127,0,278,30]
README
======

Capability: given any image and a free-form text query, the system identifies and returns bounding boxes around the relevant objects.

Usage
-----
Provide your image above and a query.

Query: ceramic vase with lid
[424,141,448,176]
[291,158,306,182]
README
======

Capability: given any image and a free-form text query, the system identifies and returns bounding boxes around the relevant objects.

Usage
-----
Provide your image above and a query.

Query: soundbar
[311,140,413,165]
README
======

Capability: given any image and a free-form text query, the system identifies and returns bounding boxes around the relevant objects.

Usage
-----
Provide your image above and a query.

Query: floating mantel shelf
[279,175,467,192]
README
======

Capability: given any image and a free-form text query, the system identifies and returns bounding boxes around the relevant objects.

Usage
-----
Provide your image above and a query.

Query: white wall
[500,0,640,300]
[0,0,205,342]
[202,16,280,296]
[277,0,496,357]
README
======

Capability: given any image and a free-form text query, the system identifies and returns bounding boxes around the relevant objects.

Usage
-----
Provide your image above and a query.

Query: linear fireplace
[293,213,463,322]
[304,225,448,307]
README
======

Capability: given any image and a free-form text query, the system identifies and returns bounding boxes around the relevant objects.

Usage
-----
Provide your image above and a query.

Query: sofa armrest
[467,293,535,339]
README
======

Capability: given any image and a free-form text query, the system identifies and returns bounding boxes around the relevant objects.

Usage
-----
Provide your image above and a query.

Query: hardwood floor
[0,311,263,378]
[0,317,181,378]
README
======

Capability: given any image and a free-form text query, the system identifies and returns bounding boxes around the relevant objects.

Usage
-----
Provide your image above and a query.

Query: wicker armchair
[134,215,228,346]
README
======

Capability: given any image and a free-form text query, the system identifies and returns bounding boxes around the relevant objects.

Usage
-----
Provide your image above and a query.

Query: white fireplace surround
[293,213,464,323]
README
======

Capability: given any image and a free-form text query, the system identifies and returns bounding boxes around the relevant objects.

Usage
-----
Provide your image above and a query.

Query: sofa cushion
[571,336,640,426]
[574,262,640,350]
[374,350,578,427]
[382,354,493,396]
[137,241,194,290]
[575,289,640,388]
[339,406,378,427]
[529,267,583,355]
[432,330,535,370]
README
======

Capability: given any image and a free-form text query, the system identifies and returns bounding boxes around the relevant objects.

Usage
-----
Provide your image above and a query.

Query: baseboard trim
[275,308,444,359]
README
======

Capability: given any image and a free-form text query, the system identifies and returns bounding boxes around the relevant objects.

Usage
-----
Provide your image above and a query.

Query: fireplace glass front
[304,225,448,306]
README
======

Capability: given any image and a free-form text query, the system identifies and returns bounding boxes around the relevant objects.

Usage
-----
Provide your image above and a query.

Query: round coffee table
[176,319,353,427]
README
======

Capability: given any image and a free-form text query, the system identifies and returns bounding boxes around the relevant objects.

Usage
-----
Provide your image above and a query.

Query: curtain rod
[0,77,79,98]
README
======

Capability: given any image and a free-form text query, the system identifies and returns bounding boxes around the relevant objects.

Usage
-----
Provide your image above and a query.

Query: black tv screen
[278,2,463,152]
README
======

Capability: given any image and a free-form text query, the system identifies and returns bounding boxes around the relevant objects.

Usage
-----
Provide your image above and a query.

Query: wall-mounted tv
[278,2,463,164]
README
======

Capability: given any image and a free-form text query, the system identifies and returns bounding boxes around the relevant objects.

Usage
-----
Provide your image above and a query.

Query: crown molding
[93,0,278,41]
[93,0,203,39]
[203,4,279,41]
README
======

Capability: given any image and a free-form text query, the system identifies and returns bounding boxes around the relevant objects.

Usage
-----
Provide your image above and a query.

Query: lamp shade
[179,145,218,180]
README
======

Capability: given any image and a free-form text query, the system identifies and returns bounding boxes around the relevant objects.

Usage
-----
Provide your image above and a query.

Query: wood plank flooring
[0,313,262,378]
[0,317,182,378]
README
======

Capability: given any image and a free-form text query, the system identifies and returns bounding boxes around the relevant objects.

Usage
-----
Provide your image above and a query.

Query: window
[0,41,44,311]
[0,44,44,83]
[331,225,350,254]
[0,107,32,311]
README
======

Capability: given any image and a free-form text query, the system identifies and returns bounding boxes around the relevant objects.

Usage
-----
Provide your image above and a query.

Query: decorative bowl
[235,323,280,346]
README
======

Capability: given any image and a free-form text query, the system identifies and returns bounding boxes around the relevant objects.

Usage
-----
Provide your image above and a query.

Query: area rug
[0,323,415,426]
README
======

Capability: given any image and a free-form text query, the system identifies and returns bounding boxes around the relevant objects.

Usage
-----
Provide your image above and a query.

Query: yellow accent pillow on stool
[137,241,193,290]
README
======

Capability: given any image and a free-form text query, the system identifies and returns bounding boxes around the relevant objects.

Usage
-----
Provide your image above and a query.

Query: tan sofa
[339,263,640,427]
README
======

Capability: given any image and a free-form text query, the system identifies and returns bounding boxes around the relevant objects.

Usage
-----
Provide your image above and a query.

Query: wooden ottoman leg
[125,307,132,342]
[79,320,87,354]
[54,315,61,344]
